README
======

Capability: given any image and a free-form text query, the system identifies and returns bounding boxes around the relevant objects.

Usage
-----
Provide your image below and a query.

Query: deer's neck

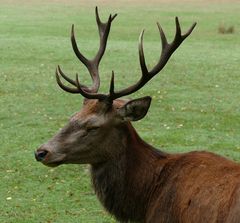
[90,123,167,222]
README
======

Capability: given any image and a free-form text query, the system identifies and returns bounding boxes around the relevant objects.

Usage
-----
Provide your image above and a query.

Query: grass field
[0,0,239,222]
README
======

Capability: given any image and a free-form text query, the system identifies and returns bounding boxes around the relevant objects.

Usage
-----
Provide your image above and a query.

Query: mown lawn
[0,0,239,222]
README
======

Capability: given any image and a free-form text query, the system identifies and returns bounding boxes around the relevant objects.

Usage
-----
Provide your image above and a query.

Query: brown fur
[90,123,240,222]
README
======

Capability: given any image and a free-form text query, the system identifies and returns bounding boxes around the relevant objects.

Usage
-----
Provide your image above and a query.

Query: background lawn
[0,0,239,222]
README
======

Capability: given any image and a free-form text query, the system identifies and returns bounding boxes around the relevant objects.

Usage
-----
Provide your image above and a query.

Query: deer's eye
[86,126,100,132]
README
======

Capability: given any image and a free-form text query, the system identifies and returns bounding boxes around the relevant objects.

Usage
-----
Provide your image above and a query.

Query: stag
[35,7,240,223]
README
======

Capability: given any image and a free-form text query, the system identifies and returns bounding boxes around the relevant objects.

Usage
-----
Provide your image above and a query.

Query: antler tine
[71,25,89,68]
[150,17,196,76]
[138,30,148,75]
[107,18,196,100]
[157,22,168,49]
[71,24,100,93]
[109,71,115,99]
[181,19,197,39]
[75,74,107,100]
[173,17,197,43]
[57,65,77,86]
[95,7,117,63]
[56,67,80,94]
[57,65,87,88]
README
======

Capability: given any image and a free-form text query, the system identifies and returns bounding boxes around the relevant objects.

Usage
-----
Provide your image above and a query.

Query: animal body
[35,7,240,223]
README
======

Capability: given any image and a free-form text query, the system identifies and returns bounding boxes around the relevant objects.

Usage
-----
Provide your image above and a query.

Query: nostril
[35,150,48,161]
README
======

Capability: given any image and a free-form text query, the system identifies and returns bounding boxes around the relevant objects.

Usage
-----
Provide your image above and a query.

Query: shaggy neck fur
[90,123,167,222]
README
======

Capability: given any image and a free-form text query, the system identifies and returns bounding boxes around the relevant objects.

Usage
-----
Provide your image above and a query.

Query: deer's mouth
[44,161,64,167]
[39,157,65,168]
[35,150,66,167]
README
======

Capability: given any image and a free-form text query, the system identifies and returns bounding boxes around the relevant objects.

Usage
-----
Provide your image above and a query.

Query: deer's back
[146,151,240,223]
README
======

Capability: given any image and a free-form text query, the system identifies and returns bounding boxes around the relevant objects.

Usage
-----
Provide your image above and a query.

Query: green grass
[0,0,240,222]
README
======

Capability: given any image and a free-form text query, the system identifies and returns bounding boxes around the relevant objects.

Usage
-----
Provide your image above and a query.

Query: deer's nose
[35,150,48,161]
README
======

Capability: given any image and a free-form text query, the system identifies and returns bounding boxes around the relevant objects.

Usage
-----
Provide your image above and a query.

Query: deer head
[35,7,196,167]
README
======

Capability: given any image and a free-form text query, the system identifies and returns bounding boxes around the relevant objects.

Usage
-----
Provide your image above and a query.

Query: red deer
[35,7,240,223]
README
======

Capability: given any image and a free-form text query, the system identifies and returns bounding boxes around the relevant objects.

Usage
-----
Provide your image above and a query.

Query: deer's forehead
[70,112,104,126]
[70,98,128,121]
[70,100,106,121]
[71,105,99,121]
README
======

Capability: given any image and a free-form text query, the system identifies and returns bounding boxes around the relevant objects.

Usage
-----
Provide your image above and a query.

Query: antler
[108,17,197,100]
[56,7,117,96]
[56,8,196,103]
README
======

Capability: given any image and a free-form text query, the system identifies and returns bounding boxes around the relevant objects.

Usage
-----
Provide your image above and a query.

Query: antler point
[111,13,118,21]
[71,24,75,36]
[95,6,98,14]
[139,29,145,40]
[57,65,62,74]
[156,22,162,31]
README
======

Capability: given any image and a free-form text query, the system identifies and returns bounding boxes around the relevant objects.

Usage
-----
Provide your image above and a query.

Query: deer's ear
[117,96,152,121]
